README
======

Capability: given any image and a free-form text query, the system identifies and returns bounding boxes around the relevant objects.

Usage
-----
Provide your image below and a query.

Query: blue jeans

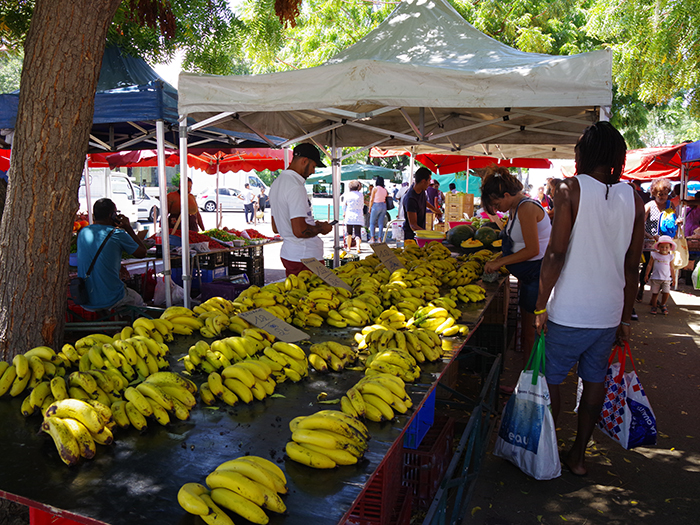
[244,203,254,223]
[369,202,387,240]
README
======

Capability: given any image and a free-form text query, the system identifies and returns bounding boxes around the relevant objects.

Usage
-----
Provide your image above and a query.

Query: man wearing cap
[270,143,333,276]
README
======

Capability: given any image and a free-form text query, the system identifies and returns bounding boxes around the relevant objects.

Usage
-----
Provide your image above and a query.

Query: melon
[460,238,485,255]
[446,225,475,246]
[474,226,498,247]
[491,239,502,248]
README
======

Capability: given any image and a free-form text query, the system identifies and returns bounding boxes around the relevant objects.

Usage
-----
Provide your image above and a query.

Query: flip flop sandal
[661,305,668,315]
[650,306,658,315]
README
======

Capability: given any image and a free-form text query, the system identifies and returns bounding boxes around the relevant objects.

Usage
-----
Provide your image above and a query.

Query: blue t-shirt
[77,225,139,309]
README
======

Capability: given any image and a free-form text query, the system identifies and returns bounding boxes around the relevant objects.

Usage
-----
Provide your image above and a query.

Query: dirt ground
[468,283,700,525]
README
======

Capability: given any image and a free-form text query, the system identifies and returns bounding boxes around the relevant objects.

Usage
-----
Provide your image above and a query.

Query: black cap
[293,143,326,167]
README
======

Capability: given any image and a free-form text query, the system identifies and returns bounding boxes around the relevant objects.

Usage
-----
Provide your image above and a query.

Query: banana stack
[0,346,68,399]
[263,342,309,383]
[342,373,412,422]
[160,306,204,336]
[283,272,307,292]
[445,260,482,286]
[365,348,420,383]
[194,296,236,317]
[409,304,463,336]
[355,325,444,364]
[307,341,357,373]
[203,359,276,406]
[112,372,198,430]
[178,455,287,525]
[41,398,114,466]
[198,310,231,338]
[374,307,409,329]
[286,410,370,468]
[449,284,487,305]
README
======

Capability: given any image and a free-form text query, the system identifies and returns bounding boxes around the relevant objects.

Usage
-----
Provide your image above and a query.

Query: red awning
[622,145,686,181]
[0,150,10,171]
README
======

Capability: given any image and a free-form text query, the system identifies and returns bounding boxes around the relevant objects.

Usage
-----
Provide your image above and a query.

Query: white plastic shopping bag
[493,335,561,480]
[153,274,185,306]
[597,342,657,450]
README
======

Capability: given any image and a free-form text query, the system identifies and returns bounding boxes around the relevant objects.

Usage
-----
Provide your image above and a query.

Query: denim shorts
[544,321,617,384]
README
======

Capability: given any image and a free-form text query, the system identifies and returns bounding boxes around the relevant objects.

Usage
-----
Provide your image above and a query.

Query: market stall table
[0,279,508,525]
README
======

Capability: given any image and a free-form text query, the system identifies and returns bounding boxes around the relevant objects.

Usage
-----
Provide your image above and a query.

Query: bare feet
[562,450,587,476]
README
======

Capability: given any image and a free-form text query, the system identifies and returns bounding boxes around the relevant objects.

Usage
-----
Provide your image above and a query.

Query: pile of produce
[169,229,229,250]
[203,228,247,243]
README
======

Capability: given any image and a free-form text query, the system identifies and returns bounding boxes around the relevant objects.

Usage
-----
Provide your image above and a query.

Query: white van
[78,169,157,224]
[218,171,269,195]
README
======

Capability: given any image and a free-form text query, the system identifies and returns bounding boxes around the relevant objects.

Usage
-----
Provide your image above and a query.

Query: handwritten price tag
[370,243,405,273]
[238,308,309,343]
[301,258,352,291]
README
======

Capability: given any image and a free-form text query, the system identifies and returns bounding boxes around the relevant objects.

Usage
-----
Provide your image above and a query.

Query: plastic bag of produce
[153,274,185,306]
[693,260,700,290]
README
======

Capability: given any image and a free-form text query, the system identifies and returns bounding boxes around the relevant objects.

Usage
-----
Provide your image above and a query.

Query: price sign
[301,258,352,291]
[238,308,309,343]
[371,243,405,273]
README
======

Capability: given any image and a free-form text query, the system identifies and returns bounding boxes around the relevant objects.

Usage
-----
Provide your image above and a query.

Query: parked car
[136,187,160,222]
[196,187,244,212]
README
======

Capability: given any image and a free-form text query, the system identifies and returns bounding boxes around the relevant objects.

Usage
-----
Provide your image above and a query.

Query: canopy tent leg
[332,131,341,268]
[216,160,221,229]
[83,157,93,224]
[156,119,172,307]
[179,116,191,308]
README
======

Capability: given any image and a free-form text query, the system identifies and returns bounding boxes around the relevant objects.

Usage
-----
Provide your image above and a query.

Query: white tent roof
[179,0,612,157]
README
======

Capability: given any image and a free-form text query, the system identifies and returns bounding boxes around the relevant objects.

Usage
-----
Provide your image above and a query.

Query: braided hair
[575,121,627,199]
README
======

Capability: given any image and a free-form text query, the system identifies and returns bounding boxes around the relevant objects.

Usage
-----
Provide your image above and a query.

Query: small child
[644,235,677,315]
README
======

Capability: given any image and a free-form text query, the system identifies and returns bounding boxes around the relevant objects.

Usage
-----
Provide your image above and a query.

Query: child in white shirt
[644,235,676,315]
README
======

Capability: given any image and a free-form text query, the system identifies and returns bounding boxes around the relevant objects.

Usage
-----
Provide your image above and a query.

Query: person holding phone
[270,143,333,276]
[76,198,148,311]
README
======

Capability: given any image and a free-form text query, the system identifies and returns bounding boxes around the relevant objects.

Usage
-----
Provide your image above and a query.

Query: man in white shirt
[270,143,333,276]
[239,183,256,224]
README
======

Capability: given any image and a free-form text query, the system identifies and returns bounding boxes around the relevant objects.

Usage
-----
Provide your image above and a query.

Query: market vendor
[77,198,147,310]
[402,167,442,240]
[269,143,333,276]
[167,177,204,232]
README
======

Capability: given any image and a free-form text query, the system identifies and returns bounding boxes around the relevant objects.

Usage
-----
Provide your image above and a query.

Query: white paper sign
[238,308,309,343]
[301,258,352,291]
[370,243,405,273]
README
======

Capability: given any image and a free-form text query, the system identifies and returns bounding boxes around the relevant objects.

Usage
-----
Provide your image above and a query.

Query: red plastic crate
[29,507,81,525]
[347,442,403,525]
[391,487,413,525]
[402,416,455,510]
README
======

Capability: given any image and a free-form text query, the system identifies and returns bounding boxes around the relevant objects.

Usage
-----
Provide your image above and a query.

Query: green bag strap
[525,333,546,385]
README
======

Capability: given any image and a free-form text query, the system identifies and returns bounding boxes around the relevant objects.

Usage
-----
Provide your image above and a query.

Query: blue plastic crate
[403,388,436,449]
[195,266,228,287]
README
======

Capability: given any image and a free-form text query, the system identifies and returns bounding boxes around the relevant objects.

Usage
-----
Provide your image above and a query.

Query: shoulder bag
[70,228,116,306]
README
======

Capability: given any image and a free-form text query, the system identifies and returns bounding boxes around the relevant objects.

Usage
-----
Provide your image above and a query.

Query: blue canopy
[0,47,279,151]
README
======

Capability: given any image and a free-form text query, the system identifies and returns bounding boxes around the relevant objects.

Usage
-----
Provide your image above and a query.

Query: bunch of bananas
[0,346,68,398]
[422,240,453,259]
[286,410,369,468]
[198,310,231,338]
[112,372,198,430]
[178,455,287,525]
[227,314,251,334]
[74,335,170,382]
[449,284,487,304]
[194,296,236,317]
[322,295,376,328]
[202,360,275,406]
[308,341,357,373]
[120,316,175,343]
[182,340,230,374]
[41,398,114,466]
[263,342,309,383]
[342,373,412,422]
[374,307,409,329]
[160,306,204,336]
[283,272,307,292]
[365,348,420,383]
[444,259,481,286]
[408,304,463,336]
[355,326,444,364]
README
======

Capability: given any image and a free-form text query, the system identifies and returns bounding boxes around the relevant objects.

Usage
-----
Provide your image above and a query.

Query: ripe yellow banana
[62,417,97,459]
[285,441,336,469]
[205,470,266,507]
[44,399,103,434]
[42,416,80,466]
[178,482,211,516]
[209,488,268,525]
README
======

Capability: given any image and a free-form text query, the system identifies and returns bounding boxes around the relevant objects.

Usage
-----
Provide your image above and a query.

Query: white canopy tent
[176,0,613,304]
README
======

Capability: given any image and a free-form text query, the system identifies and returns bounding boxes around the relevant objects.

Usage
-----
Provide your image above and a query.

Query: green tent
[307,163,399,184]
[432,173,482,197]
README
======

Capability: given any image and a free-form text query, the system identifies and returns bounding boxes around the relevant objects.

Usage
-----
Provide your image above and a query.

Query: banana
[300,443,358,466]
[0,365,17,396]
[124,401,148,431]
[314,410,371,441]
[340,395,358,417]
[205,470,266,507]
[207,372,225,398]
[178,482,211,516]
[42,416,80,466]
[308,354,329,373]
[169,316,203,329]
[110,400,131,428]
[133,316,156,333]
[44,399,104,434]
[250,381,267,401]
[68,386,91,402]
[86,370,115,394]
[29,381,52,410]
[61,344,80,363]
[124,386,154,417]
[223,378,254,404]
[160,385,197,409]
[24,346,55,361]
[21,394,36,417]
[234,457,287,494]
[199,383,217,406]
[62,418,96,459]
[292,429,363,457]
[215,460,278,493]
[237,360,271,380]
[25,356,45,381]
[209,488,269,525]
[68,371,98,396]
[221,365,256,389]
[145,371,197,394]
[13,354,29,378]
[346,387,366,418]
[161,306,197,319]
[271,342,306,361]
[147,398,171,426]
[363,393,394,421]
[199,494,234,525]
[363,401,385,422]
[9,371,29,397]
[217,384,239,406]
[297,414,367,444]
[285,441,336,469]
[136,382,175,411]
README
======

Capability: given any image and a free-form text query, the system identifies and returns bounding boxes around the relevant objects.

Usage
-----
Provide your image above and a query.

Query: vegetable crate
[228,246,265,287]
[402,416,455,510]
[196,250,227,269]
[347,442,403,525]
[404,388,436,449]
[323,253,360,269]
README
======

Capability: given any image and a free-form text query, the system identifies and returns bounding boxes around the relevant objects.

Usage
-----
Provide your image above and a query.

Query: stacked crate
[444,192,474,223]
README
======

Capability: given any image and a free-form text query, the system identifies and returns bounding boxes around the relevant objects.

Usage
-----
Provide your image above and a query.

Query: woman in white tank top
[481,166,552,368]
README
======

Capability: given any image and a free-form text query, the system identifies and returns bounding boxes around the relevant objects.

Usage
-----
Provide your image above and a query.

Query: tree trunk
[0,0,122,360]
